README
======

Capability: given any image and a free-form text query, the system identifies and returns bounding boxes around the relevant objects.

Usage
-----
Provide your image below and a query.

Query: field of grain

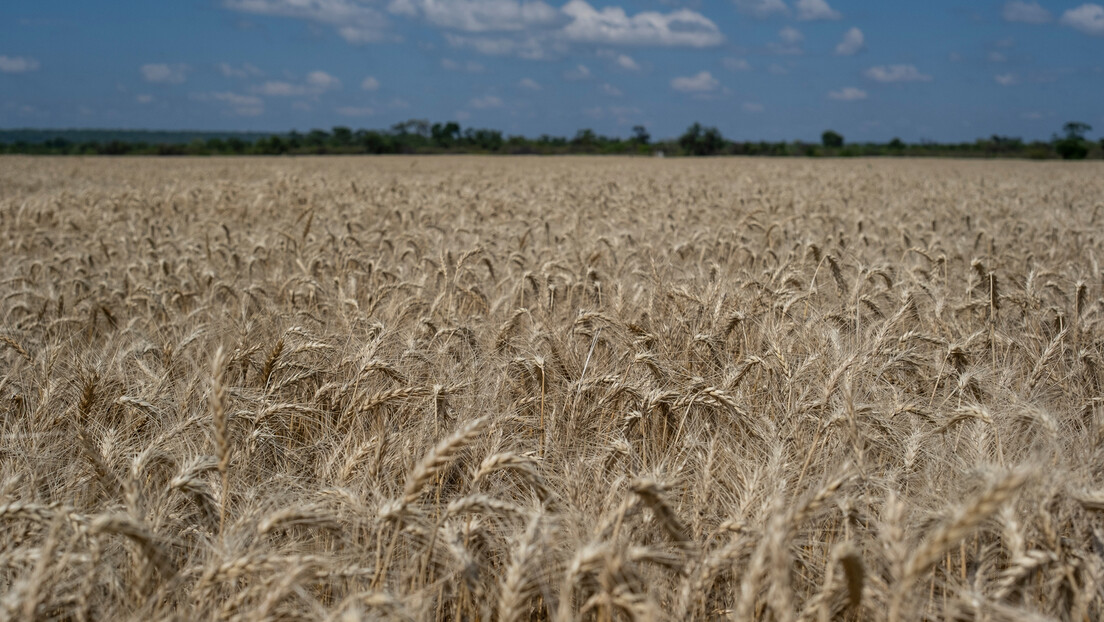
[1,155,1103,620]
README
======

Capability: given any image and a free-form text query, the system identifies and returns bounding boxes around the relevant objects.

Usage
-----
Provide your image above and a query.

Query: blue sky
[1,0,1102,141]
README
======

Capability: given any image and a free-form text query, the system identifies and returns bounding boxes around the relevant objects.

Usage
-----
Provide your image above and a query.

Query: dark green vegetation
[1,121,1099,159]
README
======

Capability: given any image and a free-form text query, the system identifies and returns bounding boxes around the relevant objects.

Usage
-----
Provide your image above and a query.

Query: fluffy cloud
[1002,1,1052,24]
[306,70,341,89]
[732,0,788,18]
[600,83,622,96]
[598,50,640,71]
[445,33,554,59]
[561,0,723,47]
[136,94,154,104]
[469,94,504,108]
[743,102,765,113]
[828,87,867,100]
[995,73,1019,86]
[769,27,803,55]
[360,76,380,91]
[518,77,542,90]
[226,0,722,55]
[671,70,719,93]
[223,0,392,43]
[779,26,804,44]
[387,0,562,32]
[795,0,840,21]
[835,27,864,55]
[141,63,189,84]
[1061,4,1104,35]
[864,64,932,83]
[564,64,591,80]
[0,55,41,73]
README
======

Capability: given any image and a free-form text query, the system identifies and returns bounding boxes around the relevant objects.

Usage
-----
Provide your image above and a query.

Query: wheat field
[1,155,1103,621]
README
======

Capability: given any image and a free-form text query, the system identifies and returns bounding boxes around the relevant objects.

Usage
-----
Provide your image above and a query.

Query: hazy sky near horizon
[1,0,1102,142]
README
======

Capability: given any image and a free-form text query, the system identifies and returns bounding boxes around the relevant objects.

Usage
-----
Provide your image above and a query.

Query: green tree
[821,130,844,148]
[888,137,906,152]
[679,123,727,156]
[392,119,431,137]
[431,122,461,147]
[631,125,650,145]
[1055,121,1092,160]
[331,126,353,147]
[305,129,330,152]
[573,128,597,147]
[1063,122,1092,140]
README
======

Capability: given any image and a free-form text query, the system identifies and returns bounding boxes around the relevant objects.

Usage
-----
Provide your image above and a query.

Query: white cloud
[723,57,751,71]
[1002,1,1052,24]
[445,33,553,58]
[779,26,804,44]
[306,70,341,89]
[743,102,765,113]
[136,94,154,104]
[988,51,1007,62]
[0,55,41,73]
[361,76,380,91]
[597,49,641,70]
[564,64,591,80]
[671,70,719,93]
[835,27,864,55]
[864,64,932,83]
[995,73,1019,86]
[616,54,639,70]
[441,58,486,72]
[561,0,723,47]
[218,62,262,78]
[141,63,188,84]
[795,0,840,21]
[732,0,789,18]
[223,0,392,43]
[255,70,341,97]
[387,0,562,32]
[769,27,803,54]
[337,106,375,116]
[1061,4,1104,35]
[470,95,504,108]
[600,83,622,96]
[519,77,542,90]
[828,86,867,101]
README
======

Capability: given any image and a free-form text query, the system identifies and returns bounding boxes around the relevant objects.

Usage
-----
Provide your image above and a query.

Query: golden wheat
[1,154,1102,620]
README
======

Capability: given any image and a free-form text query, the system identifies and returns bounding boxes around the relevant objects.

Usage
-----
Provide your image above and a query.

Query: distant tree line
[1,120,1100,159]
